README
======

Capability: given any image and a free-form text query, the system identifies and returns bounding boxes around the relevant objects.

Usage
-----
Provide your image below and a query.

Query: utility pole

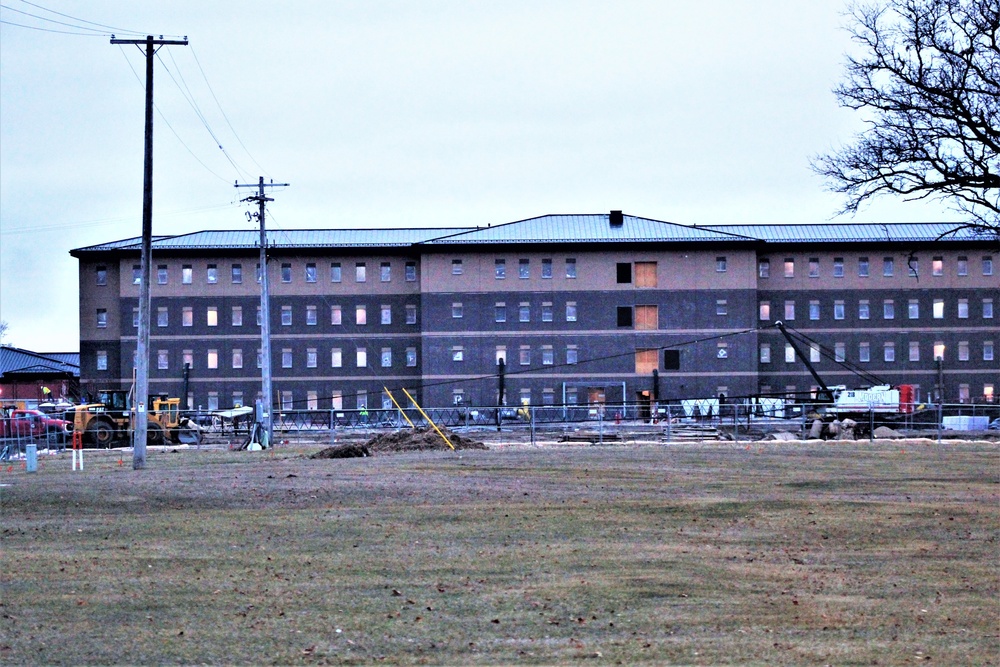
[111,35,188,470]
[235,177,289,448]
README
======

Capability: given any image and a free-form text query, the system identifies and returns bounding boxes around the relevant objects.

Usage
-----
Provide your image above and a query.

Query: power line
[13,0,148,35]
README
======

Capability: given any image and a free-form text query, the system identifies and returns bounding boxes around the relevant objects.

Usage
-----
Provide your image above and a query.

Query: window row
[490,258,577,280]
[758,297,994,322]
[758,255,994,279]
[98,303,420,329]
[759,340,994,364]
[113,261,420,286]
[95,346,420,371]
[455,344,580,367]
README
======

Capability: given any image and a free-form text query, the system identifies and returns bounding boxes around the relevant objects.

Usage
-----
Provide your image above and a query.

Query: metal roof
[420,214,751,245]
[701,222,985,243]
[0,346,80,378]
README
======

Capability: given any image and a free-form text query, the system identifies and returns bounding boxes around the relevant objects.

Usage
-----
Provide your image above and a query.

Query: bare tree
[814,0,999,237]
[0,321,8,345]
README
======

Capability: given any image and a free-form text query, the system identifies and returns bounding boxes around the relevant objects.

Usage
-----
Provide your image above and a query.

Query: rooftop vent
[609,210,623,227]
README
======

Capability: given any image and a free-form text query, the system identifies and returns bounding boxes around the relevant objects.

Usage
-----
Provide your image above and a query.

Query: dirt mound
[311,443,371,459]
[364,427,488,453]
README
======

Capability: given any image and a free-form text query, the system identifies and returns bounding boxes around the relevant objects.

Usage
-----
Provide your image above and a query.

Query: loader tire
[146,422,166,447]
[86,420,115,448]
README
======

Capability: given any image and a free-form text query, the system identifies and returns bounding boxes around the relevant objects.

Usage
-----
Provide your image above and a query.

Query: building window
[157,307,168,327]
[452,302,463,319]
[908,258,919,277]
[565,258,577,278]
[809,343,821,363]
[519,303,530,322]
[406,304,417,324]
[566,345,578,365]
[834,300,845,320]
[617,306,633,327]
[95,266,107,286]
[405,261,416,282]
[541,302,553,322]
[153,264,166,285]
[541,346,554,365]
[356,305,367,325]
[406,347,417,367]
[208,392,220,411]
[207,307,218,327]
[183,350,194,369]
[833,258,844,277]
[759,301,771,321]
[452,259,463,275]
[616,262,632,284]
[883,257,894,276]
[306,305,318,326]
[932,299,944,319]
[281,349,292,369]
[495,302,506,323]
[957,256,968,276]
[785,344,796,363]
[380,305,391,325]
[958,298,969,319]
[835,342,846,363]
[133,307,139,328]
[716,300,728,316]
[784,258,794,278]
[717,342,729,359]
[716,256,727,272]
[307,348,318,368]
[232,349,243,369]
[495,259,506,279]
[884,342,895,362]
[331,262,342,283]
[908,341,920,362]
[883,300,895,320]
[208,349,219,370]
[157,350,169,370]
[760,343,771,363]
[380,347,391,368]
[859,300,870,320]
[809,258,819,278]
[281,305,292,326]
[380,262,391,282]
[331,305,342,325]
[635,261,657,287]
[256,350,262,369]
[519,346,531,366]
[355,262,366,282]
[256,263,262,283]
[519,258,530,279]
[635,305,658,330]
[182,307,193,327]
[784,300,795,320]
[133,265,141,284]
[307,391,319,411]
[908,299,919,319]
[983,256,993,276]
[984,341,994,362]
[858,257,869,277]
[958,341,970,362]
[356,348,367,368]
[180,265,192,284]
[859,342,870,362]
[809,300,820,321]
[758,258,770,278]
[96,350,108,371]
[207,264,218,283]
[232,263,242,283]
[635,349,657,374]
[541,258,552,278]
[279,263,291,283]
[331,348,342,368]
[985,384,995,402]
[566,301,577,322]
[932,257,943,276]
[305,263,317,283]
[984,298,994,319]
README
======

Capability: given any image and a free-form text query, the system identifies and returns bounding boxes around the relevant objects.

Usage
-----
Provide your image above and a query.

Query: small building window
[305,263,317,283]
[158,265,168,285]
[495,302,506,323]
[232,349,243,369]
[884,342,895,362]
[380,262,391,282]
[984,298,994,319]
[759,301,771,321]
[616,263,632,284]
[957,256,968,276]
[495,259,506,279]
[406,304,417,324]
[883,300,895,320]
[452,303,463,319]
[331,305,342,325]
[784,258,794,278]
[307,305,318,326]
[760,344,771,363]
[380,305,391,325]
[716,256,727,272]
[355,262,366,282]
[519,258,530,279]
[281,263,292,283]
[758,258,770,278]
[909,341,920,362]
[95,266,107,286]
[281,349,291,369]
[565,258,577,278]
[883,257,894,277]
[809,258,819,278]
[207,264,218,283]
[182,265,193,284]
[157,350,169,370]
[207,307,218,327]
[716,300,727,316]
[452,259,463,275]
[858,257,869,277]
[157,307,168,327]
[406,347,417,367]
[834,300,845,320]
[541,302,553,322]
[281,305,292,326]
[356,305,367,325]
[809,300,820,321]
[932,299,944,319]
[96,350,108,371]
[859,342,870,362]
[932,257,943,276]
[182,307,193,327]
[784,300,795,320]
[331,262,342,283]
[957,298,969,319]
[541,259,552,278]
[908,299,919,319]
[835,342,846,363]
[232,263,243,283]
[566,302,577,322]
[208,349,220,370]
[133,265,141,284]
[356,348,367,368]
[616,306,633,327]
[983,256,993,276]
[331,348,343,368]
[833,258,844,277]
[519,303,530,322]
[858,300,870,320]
[405,261,416,281]
[380,347,391,368]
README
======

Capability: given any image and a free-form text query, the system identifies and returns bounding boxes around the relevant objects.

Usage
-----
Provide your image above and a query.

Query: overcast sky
[0,1,966,352]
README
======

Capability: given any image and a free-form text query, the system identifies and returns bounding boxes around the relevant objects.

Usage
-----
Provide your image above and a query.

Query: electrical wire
[12,0,149,35]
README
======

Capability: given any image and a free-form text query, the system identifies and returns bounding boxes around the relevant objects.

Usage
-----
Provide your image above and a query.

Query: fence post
[530,405,536,447]
[733,403,739,444]
[937,401,943,444]
[869,407,874,444]
[666,404,672,443]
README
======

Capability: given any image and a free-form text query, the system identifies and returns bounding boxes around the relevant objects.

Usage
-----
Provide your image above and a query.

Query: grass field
[1,439,998,665]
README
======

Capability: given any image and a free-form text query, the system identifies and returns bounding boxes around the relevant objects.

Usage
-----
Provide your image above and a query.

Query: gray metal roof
[420,214,751,245]
[0,346,80,378]
[701,222,984,243]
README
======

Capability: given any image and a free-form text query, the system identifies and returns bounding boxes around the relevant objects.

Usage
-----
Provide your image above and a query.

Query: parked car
[989,418,1000,431]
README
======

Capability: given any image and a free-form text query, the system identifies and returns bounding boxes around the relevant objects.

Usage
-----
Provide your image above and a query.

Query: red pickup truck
[0,408,73,440]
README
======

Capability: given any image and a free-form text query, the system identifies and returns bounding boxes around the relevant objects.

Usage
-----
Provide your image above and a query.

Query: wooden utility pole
[235,177,289,448]
[110,35,188,469]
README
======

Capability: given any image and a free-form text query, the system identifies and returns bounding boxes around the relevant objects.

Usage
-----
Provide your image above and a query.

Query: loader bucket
[176,427,201,445]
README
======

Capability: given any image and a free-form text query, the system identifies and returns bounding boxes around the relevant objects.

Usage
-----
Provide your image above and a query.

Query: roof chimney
[609,210,623,227]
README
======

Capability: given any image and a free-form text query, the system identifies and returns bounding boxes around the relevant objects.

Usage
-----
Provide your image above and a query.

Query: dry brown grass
[1,439,998,665]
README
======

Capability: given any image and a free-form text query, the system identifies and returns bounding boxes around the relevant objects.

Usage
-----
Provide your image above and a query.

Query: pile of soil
[365,427,488,453]
[311,443,371,459]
